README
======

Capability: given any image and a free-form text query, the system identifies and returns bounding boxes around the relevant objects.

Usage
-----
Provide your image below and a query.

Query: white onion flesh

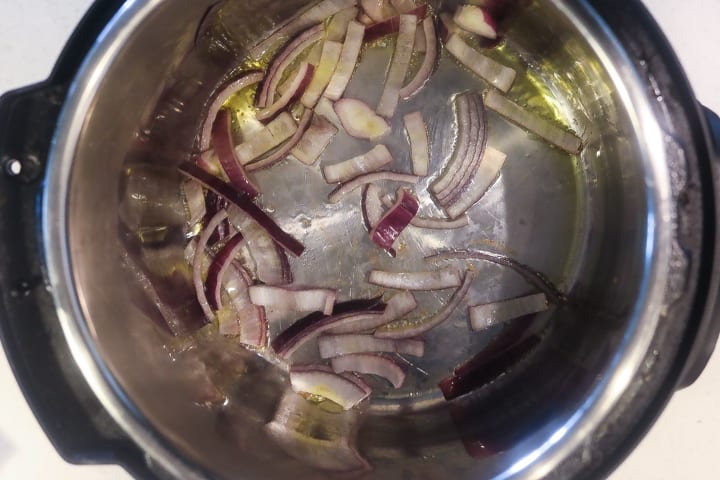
[403,111,430,176]
[314,96,345,130]
[334,98,391,140]
[249,286,337,315]
[193,210,229,322]
[302,41,343,108]
[361,183,385,230]
[291,114,339,165]
[329,291,417,334]
[445,34,516,92]
[246,109,313,172]
[235,113,298,165]
[319,334,424,358]
[326,6,359,42]
[182,179,206,227]
[453,5,498,39]
[445,146,507,219]
[290,366,370,410]
[470,293,550,332]
[331,354,406,389]
[400,16,437,99]
[328,171,420,204]
[360,0,397,22]
[376,14,417,118]
[368,267,463,291]
[257,63,314,122]
[325,21,366,101]
[431,95,473,195]
[323,145,394,184]
[484,89,583,154]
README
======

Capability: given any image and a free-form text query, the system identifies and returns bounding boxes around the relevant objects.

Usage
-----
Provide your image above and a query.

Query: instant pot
[1,0,720,479]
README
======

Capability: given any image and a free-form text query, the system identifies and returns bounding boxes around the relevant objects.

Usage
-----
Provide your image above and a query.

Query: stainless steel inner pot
[43,0,678,478]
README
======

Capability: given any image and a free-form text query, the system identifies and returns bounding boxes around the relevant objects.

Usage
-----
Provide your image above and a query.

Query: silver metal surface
[43,0,673,478]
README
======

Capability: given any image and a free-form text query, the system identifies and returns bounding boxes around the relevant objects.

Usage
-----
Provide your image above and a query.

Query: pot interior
[54,0,668,478]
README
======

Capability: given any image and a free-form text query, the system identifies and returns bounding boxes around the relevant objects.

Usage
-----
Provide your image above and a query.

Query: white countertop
[1,1,719,479]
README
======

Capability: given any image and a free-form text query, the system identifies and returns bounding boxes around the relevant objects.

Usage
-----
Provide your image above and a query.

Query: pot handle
[678,106,720,389]
[0,1,163,479]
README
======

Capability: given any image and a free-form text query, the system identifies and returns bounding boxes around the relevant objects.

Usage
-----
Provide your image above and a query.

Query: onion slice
[246,109,313,172]
[364,4,428,42]
[193,209,229,322]
[291,114,339,165]
[257,25,324,108]
[249,286,336,315]
[400,16,437,99]
[249,0,357,59]
[327,6,359,41]
[257,63,315,122]
[212,110,261,198]
[222,264,268,347]
[323,145,394,184]
[302,41,343,108]
[329,291,417,334]
[390,0,417,13]
[314,96,345,130]
[331,354,406,388]
[179,162,305,256]
[444,146,507,219]
[431,95,474,196]
[426,249,566,304]
[290,366,370,410]
[484,89,583,154]
[182,179,206,227]
[376,14,417,118]
[325,21,366,101]
[445,34,516,92]
[381,194,470,229]
[360,0,397,22]
[376,271,475,339]
[328,171,420,204]
[235,113,298,166]
[470,293,550,332]
[334,98,391,140]
[206,232,246,311]
[453,5,498,39]
[370,188,419,255]
[361,184,385,231]
[200,71,264,151]
[319,334,424,358]
[403,111,430,175]
[368,267,463,291]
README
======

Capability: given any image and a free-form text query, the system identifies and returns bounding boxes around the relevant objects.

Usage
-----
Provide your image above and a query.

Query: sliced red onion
[431,95,474,196]
[196,151,224,177]
[328,171,420,204]
[332,354,406,388]
[426,249,565,304]
[193,209,229,322]
[454,5,498,39]
[222,264,268,347]
[291,114,339,165]
[470,293,550,332]
[227,206,293,285]
[361,183,385,231]
[376,14,416,118]
[246,109,313,172]
[257,25,324,109]
[368,266,463,291]
[334,98,391,140]
[413,20,427,52]
[319,334,424,358]
[436,95,488,205]
[381,194,470,229]
[204,191,232,246]
[249,0,357,59]
[400,16,437,100]
[360,0,397,22]
[289,366,370,410]
[323,145,394,184]
[484,89,583,154]
[364,4,428,42]
[402,111,430,175]
[302,41,343,108]
[445,34,516,92]
[182,179,206,227]
[179,163,305,256]
[438,12,463,42]
[370,188,419,255]
[212,110,261,198]
[390,0,417,13]
[325,21,366,101]
[200,71,264,151]
[357,12,375,26]
[329,291,417,334]
[257,63,315,122]
[249,286,336,315]
[376,271,475,339]
[445,146,507,218]
[314,96,345,130]
[206,232,246,310]
[327,6,360,42]
[235,112,298,166]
